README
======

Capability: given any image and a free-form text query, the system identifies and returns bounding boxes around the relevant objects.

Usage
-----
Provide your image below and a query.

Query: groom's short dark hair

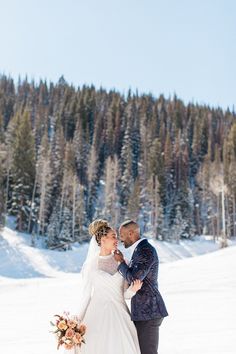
[120,220,139,229]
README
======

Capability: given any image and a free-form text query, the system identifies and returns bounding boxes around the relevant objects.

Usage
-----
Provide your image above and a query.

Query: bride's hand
[130,279,143,293]
[113,249,124,263]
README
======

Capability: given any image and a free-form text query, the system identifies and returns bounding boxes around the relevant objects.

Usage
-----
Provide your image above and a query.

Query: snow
[159,247,236,353]
[0,226,89,279]
[0,225,236,354]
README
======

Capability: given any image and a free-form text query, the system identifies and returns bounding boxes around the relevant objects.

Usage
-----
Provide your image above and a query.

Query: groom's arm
[118,248,155,283]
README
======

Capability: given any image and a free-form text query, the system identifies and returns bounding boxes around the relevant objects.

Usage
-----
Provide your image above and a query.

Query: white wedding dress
[76,250,141,354]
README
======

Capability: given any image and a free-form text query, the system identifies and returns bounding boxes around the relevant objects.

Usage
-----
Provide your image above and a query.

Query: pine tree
[120,139,133,219]
[58,142,86,244]
[73,182,87,241]
[103,155,120,226]
[49,124,65,205]
[148,175,165,239]
[0,114,5,143]
[163,130,175,232]
[223,123,236,237]
[87,143,100,221]
[37,133,53,235]
[58,142,74,239]
[47,200,61,248]
[171,205,187,243]
[0,150,5,226]
[59,206,73,248]
[10,111,36,231]
[209,146,228,246]
[73,118,89,186]
[127,178,140,222]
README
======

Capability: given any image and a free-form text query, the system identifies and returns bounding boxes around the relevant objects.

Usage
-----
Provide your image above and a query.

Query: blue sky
[0,0,235,110]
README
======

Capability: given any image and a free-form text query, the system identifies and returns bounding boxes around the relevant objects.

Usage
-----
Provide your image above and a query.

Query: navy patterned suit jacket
[118,239,168,321]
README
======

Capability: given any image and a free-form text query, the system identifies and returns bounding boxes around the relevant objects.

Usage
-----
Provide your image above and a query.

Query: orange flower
[58,320,68,331]
[65,328,75,338]
[73,332,82,345]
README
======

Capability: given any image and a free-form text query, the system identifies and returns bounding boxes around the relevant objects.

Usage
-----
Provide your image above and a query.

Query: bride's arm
[118,247,155,283]
[124,279,143,299]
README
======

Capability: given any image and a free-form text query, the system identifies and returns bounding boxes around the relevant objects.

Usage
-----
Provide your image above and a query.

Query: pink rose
[65,328,75,338]
[67,320,77,329]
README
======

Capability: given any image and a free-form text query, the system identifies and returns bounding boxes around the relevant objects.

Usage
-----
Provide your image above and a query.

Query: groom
[114,220,168,354]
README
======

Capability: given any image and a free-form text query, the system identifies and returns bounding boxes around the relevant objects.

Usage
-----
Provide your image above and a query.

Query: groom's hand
[114,249,124,263]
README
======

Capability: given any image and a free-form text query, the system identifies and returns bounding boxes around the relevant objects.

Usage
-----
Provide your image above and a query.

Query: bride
[75,219,142,354]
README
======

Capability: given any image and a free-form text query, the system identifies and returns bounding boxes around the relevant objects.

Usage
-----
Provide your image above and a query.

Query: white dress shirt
[129,238,145,259]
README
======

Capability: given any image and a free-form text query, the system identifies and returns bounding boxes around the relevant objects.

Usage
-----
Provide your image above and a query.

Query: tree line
[0,74,235,248]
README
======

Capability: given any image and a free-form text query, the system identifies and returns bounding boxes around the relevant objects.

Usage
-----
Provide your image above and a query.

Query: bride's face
[102,229,118,251]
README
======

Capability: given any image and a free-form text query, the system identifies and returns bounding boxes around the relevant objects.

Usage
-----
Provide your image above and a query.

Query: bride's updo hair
[88,219,112,246]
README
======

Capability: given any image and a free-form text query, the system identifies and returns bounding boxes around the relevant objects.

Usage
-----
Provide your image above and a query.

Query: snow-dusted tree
[127,178,140,222]
[58,142,87,244]
[74,182,87,241]
[50,124,65,198]
[196,140,213,237]
[172,130,195,237]
[37,132,53,235]
[209,146,228,247]
[228,160,236,237]
[59,206,73,247]
[10,112,36,231]
[224,123,236,237]
[4,113,19,214]
[104,155,120,226]
[186,187,196,238]
[87,142,100,221]
[147,138,166,238]
[46,200,61,248]
[27,172,38,235]
[0,149,5,227]
[138,106,153,233]
[148,175,165,240]
[129,101,140,180]
[190,115,208,178]
[58,142,74,239]
[120,141,133,219]
[73,118,89,185]
[163,130,175,229]
[0,114,4,143]
[171,205,187,243]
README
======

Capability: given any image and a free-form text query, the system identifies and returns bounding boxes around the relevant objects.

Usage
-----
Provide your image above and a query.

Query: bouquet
[50,312,86,350]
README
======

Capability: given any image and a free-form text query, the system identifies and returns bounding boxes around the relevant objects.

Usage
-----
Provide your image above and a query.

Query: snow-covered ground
[1,223,230,279]
[0,226,236,354]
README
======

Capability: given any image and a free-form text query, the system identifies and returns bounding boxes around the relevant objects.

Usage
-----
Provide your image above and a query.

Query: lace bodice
[77,252,135,321]
[98,253,118,275]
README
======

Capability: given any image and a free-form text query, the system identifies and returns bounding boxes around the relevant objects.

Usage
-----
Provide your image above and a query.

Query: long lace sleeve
[123,280,136,300]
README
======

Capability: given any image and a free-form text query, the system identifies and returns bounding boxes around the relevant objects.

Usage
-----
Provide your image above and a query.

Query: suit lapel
[129,239,147,266]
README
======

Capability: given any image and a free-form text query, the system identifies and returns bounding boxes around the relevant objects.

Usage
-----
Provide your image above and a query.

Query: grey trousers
[134,318,163,354]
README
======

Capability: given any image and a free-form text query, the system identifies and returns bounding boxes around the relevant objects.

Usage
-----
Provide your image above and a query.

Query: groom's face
[119,226,133,248]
